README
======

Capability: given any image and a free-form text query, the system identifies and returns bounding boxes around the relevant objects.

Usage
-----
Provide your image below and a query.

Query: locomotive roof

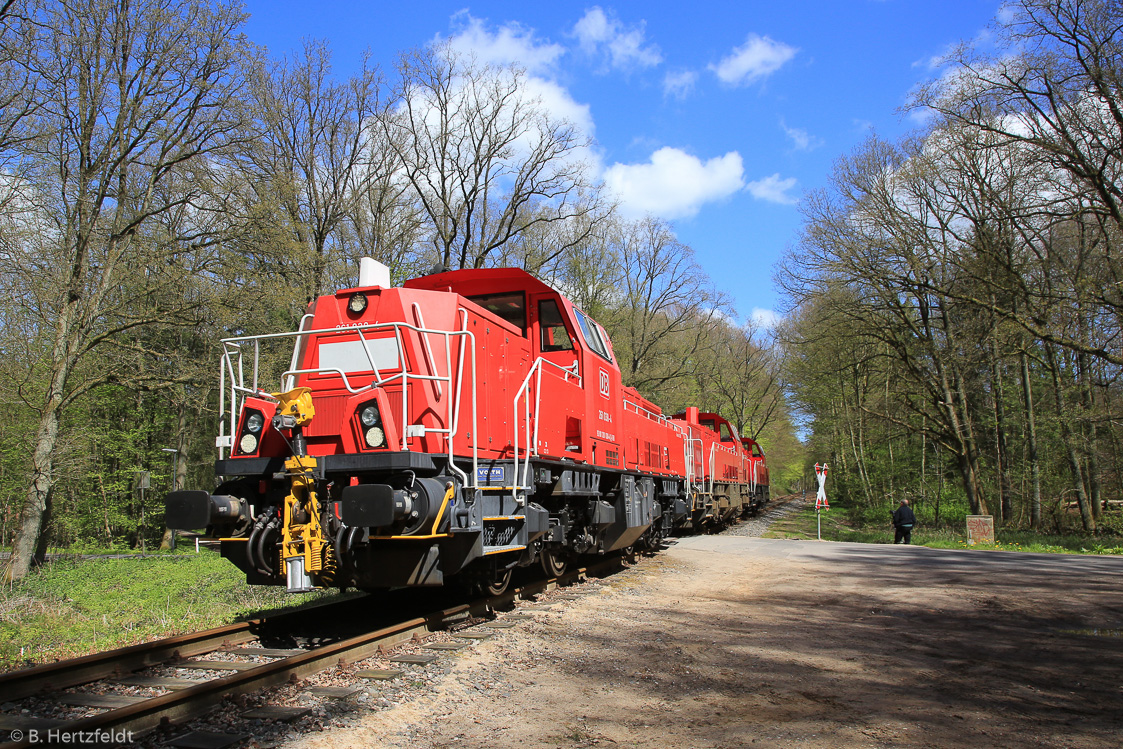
[403,267,562,298]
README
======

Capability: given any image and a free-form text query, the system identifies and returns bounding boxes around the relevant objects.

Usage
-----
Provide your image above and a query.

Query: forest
[0,0,797,580]
[2,0,1120,582]
[778,1,1123,538]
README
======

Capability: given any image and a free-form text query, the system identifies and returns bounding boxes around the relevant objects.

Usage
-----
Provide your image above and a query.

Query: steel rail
[0,621,258,705]
[0,559,625,748]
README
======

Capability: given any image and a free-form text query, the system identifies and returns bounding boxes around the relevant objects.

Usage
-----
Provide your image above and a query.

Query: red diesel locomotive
[166,260,769,594]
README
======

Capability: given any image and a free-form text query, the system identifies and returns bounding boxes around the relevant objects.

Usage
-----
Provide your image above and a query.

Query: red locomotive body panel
[168,263,769,592]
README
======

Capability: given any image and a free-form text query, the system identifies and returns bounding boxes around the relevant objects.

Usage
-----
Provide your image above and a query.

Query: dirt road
[290,529,1123,749]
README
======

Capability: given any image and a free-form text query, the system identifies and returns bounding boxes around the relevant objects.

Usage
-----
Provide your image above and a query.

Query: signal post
[814,463,829,540]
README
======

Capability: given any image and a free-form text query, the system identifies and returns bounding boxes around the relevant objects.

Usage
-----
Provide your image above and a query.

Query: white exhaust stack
[359,257,391,288]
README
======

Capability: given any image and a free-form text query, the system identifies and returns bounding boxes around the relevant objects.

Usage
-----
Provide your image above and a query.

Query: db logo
[599,370,610,399]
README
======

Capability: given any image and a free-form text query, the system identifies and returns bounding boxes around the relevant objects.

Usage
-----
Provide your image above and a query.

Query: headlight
[245,412,264,433]
[365,426,385,448]
[239,433,259,454]
[360,405,381,427]
[349,292,368,314]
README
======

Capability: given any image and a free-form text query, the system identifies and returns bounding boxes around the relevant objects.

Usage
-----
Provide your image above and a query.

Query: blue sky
[242,1,1003,325]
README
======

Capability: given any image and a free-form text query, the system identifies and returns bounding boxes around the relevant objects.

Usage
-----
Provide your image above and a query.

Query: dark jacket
[892,504,917,527]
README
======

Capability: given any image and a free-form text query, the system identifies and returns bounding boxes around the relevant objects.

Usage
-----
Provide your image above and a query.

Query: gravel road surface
[271,499,1123,748]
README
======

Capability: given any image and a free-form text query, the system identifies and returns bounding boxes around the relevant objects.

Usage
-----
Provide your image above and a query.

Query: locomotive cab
[741,437,770,509]
[406,269,625,470]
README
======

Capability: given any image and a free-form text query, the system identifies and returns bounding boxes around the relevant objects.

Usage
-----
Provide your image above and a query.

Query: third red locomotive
[166,260,769,594]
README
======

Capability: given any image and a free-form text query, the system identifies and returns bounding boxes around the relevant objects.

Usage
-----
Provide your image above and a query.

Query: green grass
[764,503,1123,555]
[764,504,889,543]
[0,551,347,670]
[923,530,1123,555]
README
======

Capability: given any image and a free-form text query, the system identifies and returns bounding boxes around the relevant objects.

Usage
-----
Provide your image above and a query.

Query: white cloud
[913,42,957,71]
[445,11,565,76]
[710,33,797,85]
[663,70,696,99]
[751,308,782,329]
[443,13,596,140]
[746,173,799,205]
[573,7,662,71]
[780,119,824,151]
[434,14,601,176]
[603,147,745,219]
[907,106,938,125]
[524,76,597,143]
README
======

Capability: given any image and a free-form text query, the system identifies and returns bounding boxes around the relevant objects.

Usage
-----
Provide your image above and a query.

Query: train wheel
[486,567,513,596]
[541,547,568,578]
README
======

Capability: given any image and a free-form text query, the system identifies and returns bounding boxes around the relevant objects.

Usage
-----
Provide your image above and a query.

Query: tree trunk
[991,353,1013,524]
[1077,352,1103,523]
[4,300,78,582]
[931,302,986,515]
[1020,350,1042,529]
[1047,344,1095,532]
[920,419,926,507]
[843,373,874,505]
[936,355,987,516]
[7,402,61,580]
[935,458,943,526]
[954,371,988,516]
[885,359,894,500]
[159,398,190,551]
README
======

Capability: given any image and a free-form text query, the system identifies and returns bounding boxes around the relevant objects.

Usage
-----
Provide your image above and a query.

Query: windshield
[316,336,400,374]
[573,308,612,361]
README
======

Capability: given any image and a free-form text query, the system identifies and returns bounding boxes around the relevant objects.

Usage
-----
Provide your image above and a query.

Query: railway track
[0,496,795,749]
[0,559,624,749]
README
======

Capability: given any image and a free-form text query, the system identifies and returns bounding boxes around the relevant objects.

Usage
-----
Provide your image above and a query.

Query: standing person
[891,499,917,544]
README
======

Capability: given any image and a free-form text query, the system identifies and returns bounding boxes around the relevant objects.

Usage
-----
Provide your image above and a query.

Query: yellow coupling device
[272,387,332,591]
[280,453,327,586]
[273,386,315,428]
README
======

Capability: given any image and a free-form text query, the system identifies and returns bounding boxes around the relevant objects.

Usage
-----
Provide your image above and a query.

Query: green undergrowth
[764,502,1123,554]
[0,552,347,670]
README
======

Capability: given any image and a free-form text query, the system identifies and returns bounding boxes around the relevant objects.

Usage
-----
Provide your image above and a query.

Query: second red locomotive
[166,261,769,594]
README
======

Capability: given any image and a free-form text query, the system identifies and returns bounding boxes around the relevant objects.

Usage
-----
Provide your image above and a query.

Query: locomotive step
[482,544,527,555]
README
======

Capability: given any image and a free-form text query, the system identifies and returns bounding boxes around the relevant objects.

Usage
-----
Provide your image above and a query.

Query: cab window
[467,292,526,334]
[574,308,612,362]
[538,299,574,352]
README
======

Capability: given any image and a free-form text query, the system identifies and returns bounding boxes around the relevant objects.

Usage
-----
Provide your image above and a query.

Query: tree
[918,0,1123,229]
[913,0,1123,366]
[385,44,603,270]
[780,134,1003,515]
[697,321,784,440]
[609,217,729,401]
[1,0,249,581]
[240,39,386,299]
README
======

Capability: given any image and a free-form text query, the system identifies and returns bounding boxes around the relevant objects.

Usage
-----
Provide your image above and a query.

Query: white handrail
[708,443,716,496]
[622,398,673,424]
[219,349,228,460]
[411,303,443,400]
[511,355,577,500]
[512,359,541,501]
[218,319,478,489]
[538,357,582,385]
[283,314,316,391]
[684,435,704,498]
